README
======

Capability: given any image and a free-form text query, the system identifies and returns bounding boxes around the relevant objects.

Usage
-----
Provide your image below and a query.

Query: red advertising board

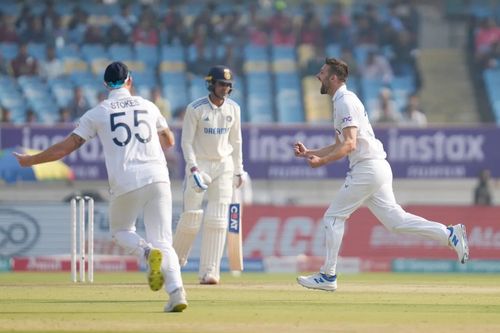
[242,205,500,261]
[12,256,139,272]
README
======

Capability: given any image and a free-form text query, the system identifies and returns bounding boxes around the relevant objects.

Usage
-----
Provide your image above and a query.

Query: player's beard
[320,82,328,95]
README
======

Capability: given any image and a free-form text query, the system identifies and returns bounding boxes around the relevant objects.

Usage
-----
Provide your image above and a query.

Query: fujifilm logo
[387,129,485,162]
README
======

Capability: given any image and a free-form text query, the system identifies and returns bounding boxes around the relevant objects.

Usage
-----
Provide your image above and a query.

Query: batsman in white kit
[173,65,244,284]
[13,61,187,312]
[294,58,470,291]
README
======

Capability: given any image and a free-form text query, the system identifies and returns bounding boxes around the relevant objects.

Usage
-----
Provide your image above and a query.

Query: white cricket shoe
[200,273,219,285]
[145,248,164,291]
[448,224,470,264]
[297,272,337,291]
[164,287,188,313]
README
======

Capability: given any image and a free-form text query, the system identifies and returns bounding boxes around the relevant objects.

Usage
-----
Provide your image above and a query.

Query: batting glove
[190,167,212,193]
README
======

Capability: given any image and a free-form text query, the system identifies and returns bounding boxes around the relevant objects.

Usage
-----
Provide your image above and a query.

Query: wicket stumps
[70,196,94,283]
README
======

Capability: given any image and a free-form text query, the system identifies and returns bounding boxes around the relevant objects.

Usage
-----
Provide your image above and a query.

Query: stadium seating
[0,0,424,125]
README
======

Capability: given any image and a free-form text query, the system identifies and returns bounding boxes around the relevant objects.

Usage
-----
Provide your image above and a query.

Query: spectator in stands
[10,42,38,77]
[58,107,72,124]
[399,0,421,39]
[386,1,406,34]
[15,5,32,37]
[323,3,351,47]
[217,11,245,49]
[391,30,419,77]
[298,12,324,49]
[372,87,402,125]
[188,42,214,76]
[402,93,427,127]
[67,7,89,46]
[39,46,64,80]
[68,86,91,120]
[111,3,137,40]
[304,45,326,76]
[160,2,188,46]
[21,16,45,43]
[46,15,67,49]
[1,107,12,123]
[361,50,394,83]
[25,109,37,123]
[474,17,500,59]
[272,16,296,46]
[192,2,216,46]
[83,23,104,45]
[107,25,128,45]
[41,0,60,35]
[365,3,382,33]
[247,18,269,46]
[340,47,358,77]
[0,53,10,75]
[474,169,493,206]
[152,86,171,120]
[482,41,500,69]
[0,14,19,43]
[354,14,378,46]
[218,42,243,76]
[132,17,159,46]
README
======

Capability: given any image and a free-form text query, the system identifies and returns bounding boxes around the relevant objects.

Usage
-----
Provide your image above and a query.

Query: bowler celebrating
[294,58,469,291]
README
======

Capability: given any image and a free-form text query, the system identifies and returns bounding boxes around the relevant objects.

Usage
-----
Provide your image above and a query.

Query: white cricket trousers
[109,182,183,294]
[321,159,450,276]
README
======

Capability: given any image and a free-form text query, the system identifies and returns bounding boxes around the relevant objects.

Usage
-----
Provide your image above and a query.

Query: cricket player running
[13,62,187,312]
[294,58,469,291]
[173,65,244,284]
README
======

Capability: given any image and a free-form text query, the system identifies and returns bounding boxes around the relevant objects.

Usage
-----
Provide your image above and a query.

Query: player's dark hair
[325,57,348,82]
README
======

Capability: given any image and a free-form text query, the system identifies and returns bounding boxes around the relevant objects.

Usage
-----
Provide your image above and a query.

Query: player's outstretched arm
[13,133,85,167]
[159,128,175,150]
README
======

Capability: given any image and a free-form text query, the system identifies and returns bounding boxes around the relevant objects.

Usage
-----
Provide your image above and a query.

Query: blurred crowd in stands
[0,0,425,126]
[462,0,500,123]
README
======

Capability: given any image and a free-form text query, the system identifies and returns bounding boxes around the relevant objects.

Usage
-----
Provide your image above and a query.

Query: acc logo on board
[0,209,40,257]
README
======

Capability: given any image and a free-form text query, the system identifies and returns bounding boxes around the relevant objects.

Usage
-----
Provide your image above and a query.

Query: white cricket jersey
[332,85,386,167]
[73,88,170,196]
[181,95,244,174]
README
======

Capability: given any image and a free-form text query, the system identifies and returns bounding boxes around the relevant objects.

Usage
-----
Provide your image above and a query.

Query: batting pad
[173,210,203,266]
[199,203,229,280]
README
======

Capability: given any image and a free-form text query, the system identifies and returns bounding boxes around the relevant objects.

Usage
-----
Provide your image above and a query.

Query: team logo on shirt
[226,116,232,122]
[203,116,210,121]
[342,116,352,123]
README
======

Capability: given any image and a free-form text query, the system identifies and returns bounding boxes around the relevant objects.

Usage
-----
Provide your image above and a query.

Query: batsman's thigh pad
[183,181,205,211]
[199,202,229,279]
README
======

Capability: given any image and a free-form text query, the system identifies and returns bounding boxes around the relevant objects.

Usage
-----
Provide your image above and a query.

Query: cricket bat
[227,189,243,271]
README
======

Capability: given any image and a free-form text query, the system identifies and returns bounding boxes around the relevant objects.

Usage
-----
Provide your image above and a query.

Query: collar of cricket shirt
[108,87,132,100]
[332,84,347,103]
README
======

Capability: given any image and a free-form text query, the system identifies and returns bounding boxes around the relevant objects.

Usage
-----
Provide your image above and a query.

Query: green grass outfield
[1,272,499,333]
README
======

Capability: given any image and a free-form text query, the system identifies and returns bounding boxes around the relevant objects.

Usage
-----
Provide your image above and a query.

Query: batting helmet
[205,65,233,93]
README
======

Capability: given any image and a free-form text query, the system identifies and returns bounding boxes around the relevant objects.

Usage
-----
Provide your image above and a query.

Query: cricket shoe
[297,272,337,291]
[448,224,470,264]
[200,273,219,285]
[145,248,164,291]
[164,287,188,313]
